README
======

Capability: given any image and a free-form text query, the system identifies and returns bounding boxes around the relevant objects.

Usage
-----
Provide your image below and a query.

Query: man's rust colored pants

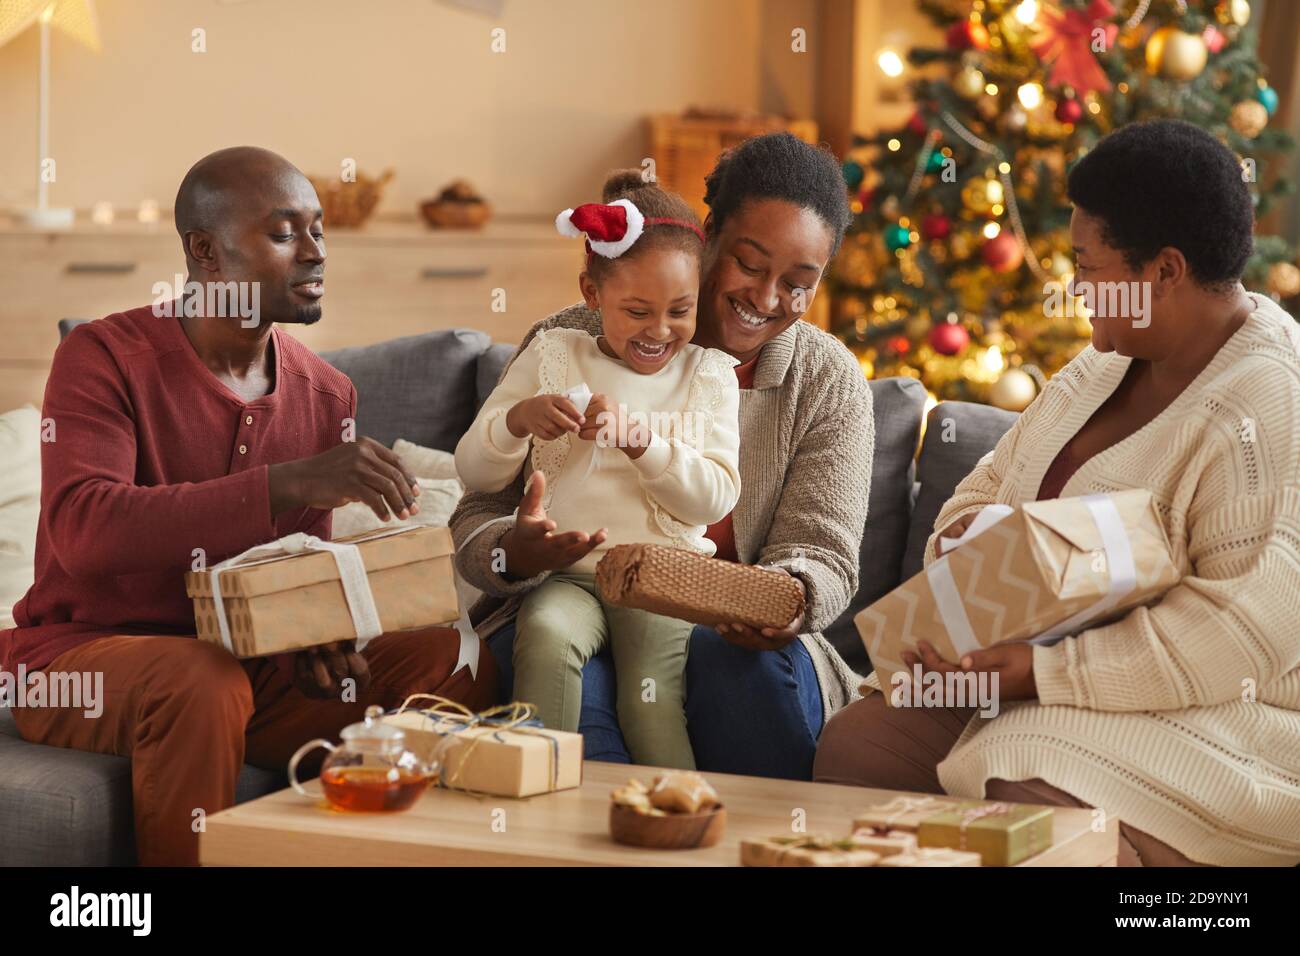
[11,628,498,866]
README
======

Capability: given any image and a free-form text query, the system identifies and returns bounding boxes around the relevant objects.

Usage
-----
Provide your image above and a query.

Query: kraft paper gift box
[847,828,919,858]
[383,703,583,798]
[853,795,970,833]
[855,489,1180,701]
[876,847,982,867]
[916,801,1055,867]
[741,835,882,867]
[186,525,458,658]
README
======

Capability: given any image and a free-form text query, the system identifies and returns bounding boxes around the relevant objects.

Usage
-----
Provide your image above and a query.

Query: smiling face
[696,198,835,362]
[580,247,700,374]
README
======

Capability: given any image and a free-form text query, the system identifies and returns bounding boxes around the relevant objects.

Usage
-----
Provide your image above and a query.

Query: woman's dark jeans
[487,622,824,780]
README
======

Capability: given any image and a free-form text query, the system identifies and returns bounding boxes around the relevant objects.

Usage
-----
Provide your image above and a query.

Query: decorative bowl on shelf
[309,169,393,228]
[420,179,492,229]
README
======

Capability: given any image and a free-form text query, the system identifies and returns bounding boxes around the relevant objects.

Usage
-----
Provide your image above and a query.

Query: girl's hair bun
[601,168,657,202]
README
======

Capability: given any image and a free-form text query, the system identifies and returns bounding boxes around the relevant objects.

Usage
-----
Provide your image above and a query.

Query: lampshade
[0,0,100,52]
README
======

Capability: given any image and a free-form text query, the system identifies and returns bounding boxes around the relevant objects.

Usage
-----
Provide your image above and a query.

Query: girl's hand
[498,471,608,580]
[902,640,1038,702]
[716,570,806,651]
[506,394,585,441]
[578,393,650,460]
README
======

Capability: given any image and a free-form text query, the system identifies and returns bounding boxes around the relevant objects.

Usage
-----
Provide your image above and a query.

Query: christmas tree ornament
[926,148,948,174]
[1054,96,1084,124]
[1202,25,1226,54]
[1145,26,1208,81]
[1217,0,1251,27]
[1229,99,1268,137]
[989,367,1037,411]
[1004,104,1028,130]
[946,18,990,51]
[1267,261,1300,298]
[907,111,929,136]
[842,160,865,190]
[885,223,913,251]
[1255,84,1279,116]
[921,212,952,241]
[929,319,971,355]
[858,187,875,210]
[954,64,987,99]
[982,230,1025,272]
[1029,0,1118,96]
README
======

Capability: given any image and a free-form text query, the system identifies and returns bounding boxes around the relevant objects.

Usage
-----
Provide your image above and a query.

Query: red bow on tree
[1029,0,1118,97]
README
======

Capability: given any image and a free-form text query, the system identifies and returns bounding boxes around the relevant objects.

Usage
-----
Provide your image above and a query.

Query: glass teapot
[289,705,439,812]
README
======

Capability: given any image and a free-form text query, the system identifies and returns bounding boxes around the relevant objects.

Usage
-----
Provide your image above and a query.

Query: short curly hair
[703,132,853,257]
[1066,119,1254,289]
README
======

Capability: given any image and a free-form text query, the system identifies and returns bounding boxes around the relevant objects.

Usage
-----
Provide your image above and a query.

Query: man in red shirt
[1,147,497,865]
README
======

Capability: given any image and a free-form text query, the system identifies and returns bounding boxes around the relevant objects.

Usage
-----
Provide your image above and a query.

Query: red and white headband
[555,199,705,260]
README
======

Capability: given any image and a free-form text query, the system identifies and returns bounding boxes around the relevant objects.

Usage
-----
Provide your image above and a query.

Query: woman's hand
[506,394,585,442]
[716,569,806,651]
[902,640,1038,701]
[498,471,608,580]
[933,511,978,559]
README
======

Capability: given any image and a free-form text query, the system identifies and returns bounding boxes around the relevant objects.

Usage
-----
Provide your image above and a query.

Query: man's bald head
[175,146,310,238]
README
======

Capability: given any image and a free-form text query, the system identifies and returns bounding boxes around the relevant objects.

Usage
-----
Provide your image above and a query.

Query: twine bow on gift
[953,801,1012,851]
[864,795,954,831]
[394,693,564,794]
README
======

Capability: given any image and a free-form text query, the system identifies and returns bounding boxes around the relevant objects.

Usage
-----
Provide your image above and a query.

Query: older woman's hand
[903,640,1038,701]
[716,569,806,651]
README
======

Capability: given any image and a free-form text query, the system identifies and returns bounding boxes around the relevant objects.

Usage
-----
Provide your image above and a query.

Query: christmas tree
[830,0,1298,411]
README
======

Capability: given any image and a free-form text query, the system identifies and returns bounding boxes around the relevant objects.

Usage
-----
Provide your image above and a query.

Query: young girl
[454,172,741,769]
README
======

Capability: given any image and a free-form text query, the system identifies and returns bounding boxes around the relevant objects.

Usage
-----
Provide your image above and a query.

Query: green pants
[514,572,695,770]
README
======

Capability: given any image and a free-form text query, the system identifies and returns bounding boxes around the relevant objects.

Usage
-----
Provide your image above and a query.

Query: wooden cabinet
[0,218,580,411]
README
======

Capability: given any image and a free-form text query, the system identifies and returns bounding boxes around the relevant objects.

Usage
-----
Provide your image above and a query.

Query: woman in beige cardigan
[451,133,872,779]
[815,120,1300,866]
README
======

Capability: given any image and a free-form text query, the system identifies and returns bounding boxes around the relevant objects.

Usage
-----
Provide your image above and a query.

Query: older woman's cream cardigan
[926,293,1300,866]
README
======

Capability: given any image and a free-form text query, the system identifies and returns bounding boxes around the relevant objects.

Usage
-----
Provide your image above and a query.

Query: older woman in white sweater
[815,120,1300,866]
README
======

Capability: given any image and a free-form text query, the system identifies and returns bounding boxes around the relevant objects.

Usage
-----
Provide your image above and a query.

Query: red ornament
[982,231,1024,273]
[928,321,970,356]
[1055,97,1084,124]
[907,111,928,136]
[887,335,912,355]
[920,213,951,241]
[858,187,875,210]
[1203,25,1226,54]
[946,19,990,51]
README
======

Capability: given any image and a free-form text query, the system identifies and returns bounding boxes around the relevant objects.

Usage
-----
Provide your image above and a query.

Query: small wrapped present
[853,795,968,833]
[856,489,1179,700]
[595,543,804,630]
[876,847,982,867]
[383,695,582,798]
[186,525,457,658]
[917,801,1054,867]
[847,827,919,858]
[741,835,881,868]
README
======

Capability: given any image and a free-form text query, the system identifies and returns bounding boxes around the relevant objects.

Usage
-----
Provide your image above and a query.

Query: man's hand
[506,394,585,442]
[498,471,607,580]
[903,640,1038,701]
[291,641,372,699]
[268,436,420,521]
[716,569,806,651]
[578,393,649,460]
[934,511,978,558]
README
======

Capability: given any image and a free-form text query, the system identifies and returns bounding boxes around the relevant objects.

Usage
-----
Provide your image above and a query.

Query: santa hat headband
[555,199,705,260]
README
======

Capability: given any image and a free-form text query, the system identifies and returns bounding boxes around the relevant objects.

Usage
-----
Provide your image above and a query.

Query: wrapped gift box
[853,795,969,833]
[384,708,582,798]
[186,525,458,658]
[917,801,1054,867]
[741,835,882,867]
[855,489,1179,700]
[847,828,919,858]
[876,847,982,867]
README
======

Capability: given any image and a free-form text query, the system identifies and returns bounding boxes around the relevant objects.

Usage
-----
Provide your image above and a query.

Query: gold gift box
[741,835,882,867]
[186,526,458,658]
[917,802,1054,867]
[856,489,1179,700]
[384,709,583,798]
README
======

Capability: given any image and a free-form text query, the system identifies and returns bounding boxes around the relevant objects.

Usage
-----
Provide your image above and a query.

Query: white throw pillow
[393,439,460,482]
[0,406,42,628]
[330,476,465,539]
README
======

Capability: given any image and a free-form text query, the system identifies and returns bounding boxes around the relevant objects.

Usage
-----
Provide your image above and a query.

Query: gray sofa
[0,321,1017,865]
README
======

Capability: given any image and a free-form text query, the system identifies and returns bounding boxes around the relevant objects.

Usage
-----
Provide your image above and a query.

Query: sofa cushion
[822,377,926,673]
[0,706,284,866]
[478,342,515,409]
[320,329,494,452]
[900,400,1018,580]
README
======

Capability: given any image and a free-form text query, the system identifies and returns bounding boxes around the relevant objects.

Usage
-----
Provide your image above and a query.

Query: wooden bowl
[609,803,727,850]
[419,198,492,229]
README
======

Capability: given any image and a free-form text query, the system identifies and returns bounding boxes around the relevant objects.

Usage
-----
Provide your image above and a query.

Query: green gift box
[916,801,1054,866]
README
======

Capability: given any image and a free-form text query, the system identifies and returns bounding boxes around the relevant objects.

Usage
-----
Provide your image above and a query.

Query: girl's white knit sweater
[455,328,741,574]
[927,293,1300,866]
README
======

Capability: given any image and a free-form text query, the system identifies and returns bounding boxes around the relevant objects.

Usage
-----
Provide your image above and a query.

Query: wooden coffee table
[200,761,1117,866]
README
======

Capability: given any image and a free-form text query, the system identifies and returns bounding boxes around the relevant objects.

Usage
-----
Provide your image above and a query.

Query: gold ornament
[1267,261,1300,298]
[1229,100,1268,137]
[1145,26,1208,81]
[961,175,1003,215]
[1218,0,1251,26]
[989,368,1037,411]
[954,65,987,99]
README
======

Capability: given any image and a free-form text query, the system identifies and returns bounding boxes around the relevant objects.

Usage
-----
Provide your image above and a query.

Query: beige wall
[0,0,825,218]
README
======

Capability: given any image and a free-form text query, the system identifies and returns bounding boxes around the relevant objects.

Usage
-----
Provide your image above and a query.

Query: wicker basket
[649,111,819,222]
[309,168,393,228]
[595,543,805,630]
